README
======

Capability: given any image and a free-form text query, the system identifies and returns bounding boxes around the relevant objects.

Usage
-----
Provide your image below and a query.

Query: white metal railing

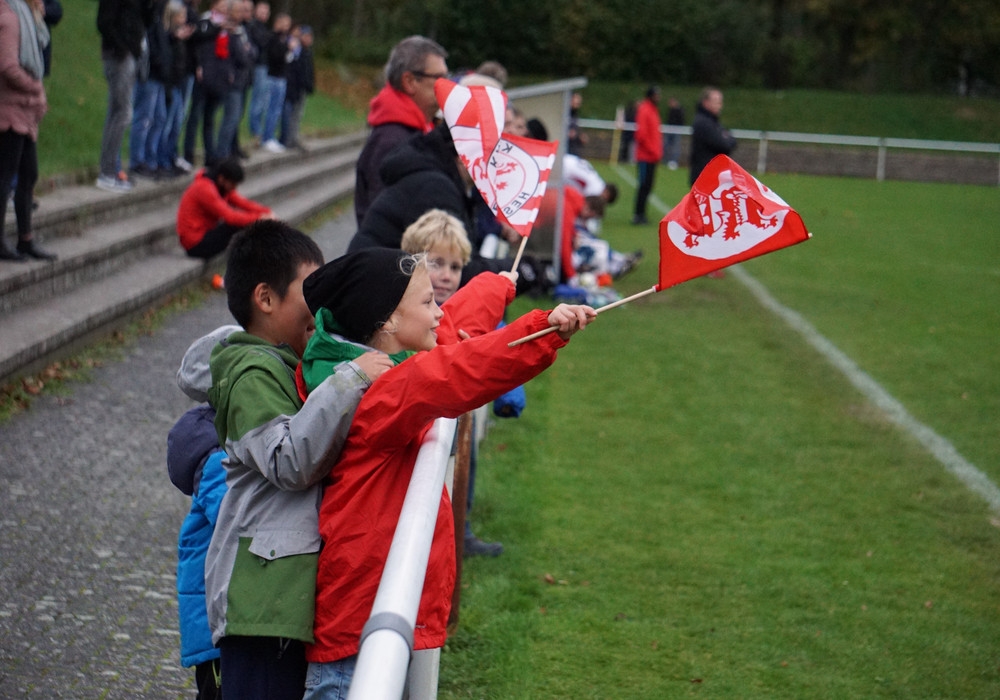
[348,417,457,700]
[581,117,1000,185]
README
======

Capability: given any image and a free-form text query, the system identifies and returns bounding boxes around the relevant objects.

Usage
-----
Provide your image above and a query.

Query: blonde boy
[400,208,472,305]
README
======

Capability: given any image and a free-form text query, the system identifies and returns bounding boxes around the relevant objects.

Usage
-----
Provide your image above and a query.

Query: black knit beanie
[303,248,415,343]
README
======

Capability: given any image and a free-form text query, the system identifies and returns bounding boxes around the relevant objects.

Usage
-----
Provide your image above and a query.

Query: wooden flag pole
[509,236,529,275]
[508,285,659,347]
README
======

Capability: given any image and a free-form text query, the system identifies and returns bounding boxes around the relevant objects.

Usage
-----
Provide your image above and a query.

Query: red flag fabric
[657,155,809,290]
[435,78,557,238]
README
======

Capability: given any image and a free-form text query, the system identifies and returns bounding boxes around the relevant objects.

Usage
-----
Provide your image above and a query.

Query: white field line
[612,165,1000,512]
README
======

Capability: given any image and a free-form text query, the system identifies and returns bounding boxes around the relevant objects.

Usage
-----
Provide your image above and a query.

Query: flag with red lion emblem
[657,155,810,290]
[435,78,558,238]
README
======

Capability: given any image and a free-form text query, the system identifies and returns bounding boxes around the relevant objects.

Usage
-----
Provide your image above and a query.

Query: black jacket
[349,124,470,252]
[97,0,154,60]
[285,47,314,103]
[689,103,737,185]
[348,124,540,295]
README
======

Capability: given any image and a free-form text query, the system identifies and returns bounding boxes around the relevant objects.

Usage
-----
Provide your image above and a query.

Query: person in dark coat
[689,86,737,185]
[353,35,448,226]
[348,122,470,253]
[347,123,541,296]
[280,24,314,149]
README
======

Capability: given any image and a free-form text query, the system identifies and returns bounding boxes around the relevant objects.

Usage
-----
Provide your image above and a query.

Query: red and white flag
[435,78,558,238]
[657,155,809,290]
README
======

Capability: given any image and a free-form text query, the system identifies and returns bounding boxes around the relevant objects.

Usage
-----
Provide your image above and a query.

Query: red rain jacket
[307,274,568,662]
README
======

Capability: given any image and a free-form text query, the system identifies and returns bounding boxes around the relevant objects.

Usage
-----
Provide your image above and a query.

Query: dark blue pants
[219,636,306,700]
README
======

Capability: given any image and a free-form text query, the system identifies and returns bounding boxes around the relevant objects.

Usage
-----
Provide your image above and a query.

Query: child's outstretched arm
[547,304,598,340]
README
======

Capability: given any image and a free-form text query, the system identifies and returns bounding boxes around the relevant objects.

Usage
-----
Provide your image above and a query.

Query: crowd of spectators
[95,0,314,194]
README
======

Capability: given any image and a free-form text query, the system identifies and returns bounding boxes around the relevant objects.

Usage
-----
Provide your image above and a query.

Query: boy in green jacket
[203,220,392,699]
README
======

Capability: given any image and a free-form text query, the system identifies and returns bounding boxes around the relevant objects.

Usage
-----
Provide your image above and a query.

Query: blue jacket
[168,404,227,667]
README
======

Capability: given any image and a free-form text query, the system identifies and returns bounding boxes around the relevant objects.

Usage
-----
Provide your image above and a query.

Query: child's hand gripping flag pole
[508,155,812,347]
[434,78,559,274]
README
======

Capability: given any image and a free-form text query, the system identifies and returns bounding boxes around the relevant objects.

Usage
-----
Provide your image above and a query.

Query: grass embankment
[440,166,1000,698]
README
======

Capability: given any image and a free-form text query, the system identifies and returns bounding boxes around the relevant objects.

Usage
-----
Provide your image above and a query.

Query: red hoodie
[176,170,272,250]
[366,84,433,132]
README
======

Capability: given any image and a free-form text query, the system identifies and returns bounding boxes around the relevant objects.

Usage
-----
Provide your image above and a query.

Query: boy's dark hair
[224,220,323,329]
[209,157,245,185]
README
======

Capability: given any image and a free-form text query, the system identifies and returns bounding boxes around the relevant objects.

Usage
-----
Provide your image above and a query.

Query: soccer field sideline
[612,164,1000,514]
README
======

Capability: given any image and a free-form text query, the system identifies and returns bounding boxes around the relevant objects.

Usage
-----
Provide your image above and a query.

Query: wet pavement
[0,213,354,699]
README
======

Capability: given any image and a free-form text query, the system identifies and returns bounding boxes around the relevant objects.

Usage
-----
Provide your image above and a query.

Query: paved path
[0,213,355,699]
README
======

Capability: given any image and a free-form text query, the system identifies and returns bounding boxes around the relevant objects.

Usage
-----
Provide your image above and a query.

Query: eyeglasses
[411,70,448,81]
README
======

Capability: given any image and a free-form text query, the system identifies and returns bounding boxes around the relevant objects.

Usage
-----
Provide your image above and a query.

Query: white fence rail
[579,117,1000,185]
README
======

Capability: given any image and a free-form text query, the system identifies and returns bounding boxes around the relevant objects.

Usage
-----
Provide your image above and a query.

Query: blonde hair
[400,209,472,264]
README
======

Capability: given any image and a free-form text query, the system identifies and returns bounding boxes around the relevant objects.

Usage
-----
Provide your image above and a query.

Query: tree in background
[286,0,1000,95]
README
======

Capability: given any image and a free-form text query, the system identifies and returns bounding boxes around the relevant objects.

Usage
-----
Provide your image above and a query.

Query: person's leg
[184,80,205,165]
[279,97,291,146]
[194,658,222,700]
[233,86,251,156]
[285,96,305,148]
[262,77,286,144]
[219,636,307,700]
[145,81,168,172]
[463,413,502,557]
[201,92,221,167]
[632,161,651,222]
[302,657,357,700]
[13,138,54,259]
[248,64,270,138]
[129,79,156,171]
[216,89,243,161]
[99,51,137,179]
[0,129,25,259]
[184,222,243,260]
[159,86,184,170]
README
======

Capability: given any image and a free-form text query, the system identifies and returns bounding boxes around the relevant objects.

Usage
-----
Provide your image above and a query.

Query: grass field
[439,168,1000,698]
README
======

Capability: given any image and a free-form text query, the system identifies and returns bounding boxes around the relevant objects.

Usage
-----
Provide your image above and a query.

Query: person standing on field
[631,85,661,225]
[689,86,737,185]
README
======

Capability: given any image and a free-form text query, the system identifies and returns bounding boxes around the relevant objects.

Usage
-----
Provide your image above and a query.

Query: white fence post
[347,417,457,700]
[757,132,769,175]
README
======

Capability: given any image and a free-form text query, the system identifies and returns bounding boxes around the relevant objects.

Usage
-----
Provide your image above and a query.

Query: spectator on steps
[96,0,155,193]
[0,0,55,261]
[176,157,272,260]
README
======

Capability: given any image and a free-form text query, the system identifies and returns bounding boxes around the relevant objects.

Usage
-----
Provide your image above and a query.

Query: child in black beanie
[297,249,595,698]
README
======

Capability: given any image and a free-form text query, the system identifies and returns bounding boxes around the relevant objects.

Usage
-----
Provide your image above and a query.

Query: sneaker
[174,157,193,173]
[262,139,286,153]
[630,214,648,225]
[96,174,134,193]
[463,536,503,558]
[129,164,156,179]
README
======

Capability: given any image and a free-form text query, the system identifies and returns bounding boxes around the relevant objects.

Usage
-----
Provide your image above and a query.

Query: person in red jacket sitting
[176,157,273,259]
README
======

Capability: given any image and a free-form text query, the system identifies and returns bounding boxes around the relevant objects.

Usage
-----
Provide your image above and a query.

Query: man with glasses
[353,35,448,226]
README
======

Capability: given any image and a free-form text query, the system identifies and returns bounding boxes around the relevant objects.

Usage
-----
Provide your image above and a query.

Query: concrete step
[3,132,365,241]
[0,134,361,383]
[0,146,360,315]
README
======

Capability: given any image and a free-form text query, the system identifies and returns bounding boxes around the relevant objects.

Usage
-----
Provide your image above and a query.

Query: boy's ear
[252,282,274,316]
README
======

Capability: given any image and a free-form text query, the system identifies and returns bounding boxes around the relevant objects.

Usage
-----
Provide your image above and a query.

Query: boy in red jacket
[176,157,272,259]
